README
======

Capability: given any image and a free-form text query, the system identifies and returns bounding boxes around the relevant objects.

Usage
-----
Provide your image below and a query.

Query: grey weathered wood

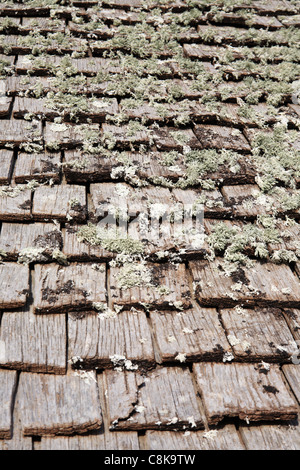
[0,35,88,55]
[190,258,300,308]
[282,309,300,342]
[220,307,297,361]
[150,305,230,363]
[0,150,14,184]
[62,225,114,261]
[110,262,191,310]
[172,187,230,218]
[0,401,32,450]
[0,187,31,221]
[194,125,251,153]
[282,365,300,403]
[14,152,61,183]
[153,127,201,151]
[0,262,29,309]
[64,150,117,183]
[0,222,61,260]
[0,119,42,147]
[240,421,300,450]
[145,425,245,450]
[45,122,100,149]
[0,79,12,117]
[0,307,66,373]
[194,362,298,425]
[0,370,17,439]
[183,44,242,61]
[36,431,140,450]
[68,309,155,369]
[33,262,106,313]
[32,185,86,222]
[18,371,102,436]
[103,367,204,430]
[21,17,66,34]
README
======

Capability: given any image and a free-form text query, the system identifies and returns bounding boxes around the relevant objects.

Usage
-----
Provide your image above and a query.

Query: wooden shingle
[0,150,14,184]
[18,372,102,436]
[239,422,300,450]
[68,309,155,369]
[36,431,140,450]
[193,362,298,424]
[102,367,204,430]
[33,262,106,313]
[0,262,29,309]
[0,118,42,147]
[193,125,251,153]
[150,305,230,363]
[190,258,300,308]
[282,365,300,403]
[0,308,66,373]
[0,187,31,221]
[110,262,191,310]
[14,152,61,183]
[32,185,86,222]
[0,370,17,439]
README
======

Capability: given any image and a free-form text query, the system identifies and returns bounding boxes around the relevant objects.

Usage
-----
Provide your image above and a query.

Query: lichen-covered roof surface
[0,0,300,451]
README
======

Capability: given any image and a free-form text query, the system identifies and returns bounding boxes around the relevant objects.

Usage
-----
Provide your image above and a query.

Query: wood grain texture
[32,184,86,222]
[0,187,31,221]
[145,425,245,450]
[0,401,32,450]
[0,262,29,308]
[193,125,251,153]
[62,225,114,261]
[18,371,102,436]
[282,365,300,403]
[193,363,298,425]
[0,222,62,260]
[44,122,99,149]
[0,308,66,373]
[14,152,61,183]
[36,431,140,450]
[103,367,204,430]
[220,307,297,361]
[68,309,155,369]
[0,150,14,184]
[283,309,300,342]
[33,262,106,313]
[150,305,230,363]
[240,421,300,450]
[190,258,300,308]
[0,119,42,146]
[110,262,191,310]
[0,370,17,439]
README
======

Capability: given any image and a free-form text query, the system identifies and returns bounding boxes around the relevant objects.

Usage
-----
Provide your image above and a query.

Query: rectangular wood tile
[282,365,300,403]
[0,119,42,147]
[0,150,14,184]
[32,185,86,222]
[0,222,61,260]
[18,371,102,436]
[64,150,117,183]
[44,122,100,149]
[150,305,230,363]
[110,262,191,310]
[0,308,66,373]
[14,152,61,183]
[0,401,32,450]
[68,309,155,369]
[194,362,298,425]
[36,431,140,450]
[282,309,300,342]
[145,425,245,450]
[0,370,17,439]
[62,225,114,261]
[0,187,31,221]
[220,307,298,361]
[103,367,204,430]
[0,262,29,308]
[190,258,300,308]
[239,421,300,450]
[33,263,106,313]
[193,125,251,153]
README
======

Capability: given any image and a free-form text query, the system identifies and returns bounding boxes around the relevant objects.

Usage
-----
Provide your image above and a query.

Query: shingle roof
[0,0,300,451]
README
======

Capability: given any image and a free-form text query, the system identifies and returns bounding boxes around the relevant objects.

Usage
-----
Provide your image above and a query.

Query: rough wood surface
[0,119,42,146]
[190,258,300,308]
[150,305,230,363]
[145,425,245,450]
[0,222,61,260]
[33,263,106,313]
[64,150,117,183]
[62,225,114,261]
[193,363,298,425]
[32,185,86,222]
[110,262,191,310]
[0,262,29,309]
[14,152,61,183]
[0,370,17,439]
[44,122,99,149]
[282,309,300,342]
[282,365,300,403]
[103,367,204,430]
[239,421,300,450]
[0,187,31,221]
[194,125,251,153]
[68,309,155,369]
[220,307,297,361]
[0,402,32,450]
[0,150,14,184]
[0,307,66,373]
[36,431,140,450]
[18,371,102,436]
